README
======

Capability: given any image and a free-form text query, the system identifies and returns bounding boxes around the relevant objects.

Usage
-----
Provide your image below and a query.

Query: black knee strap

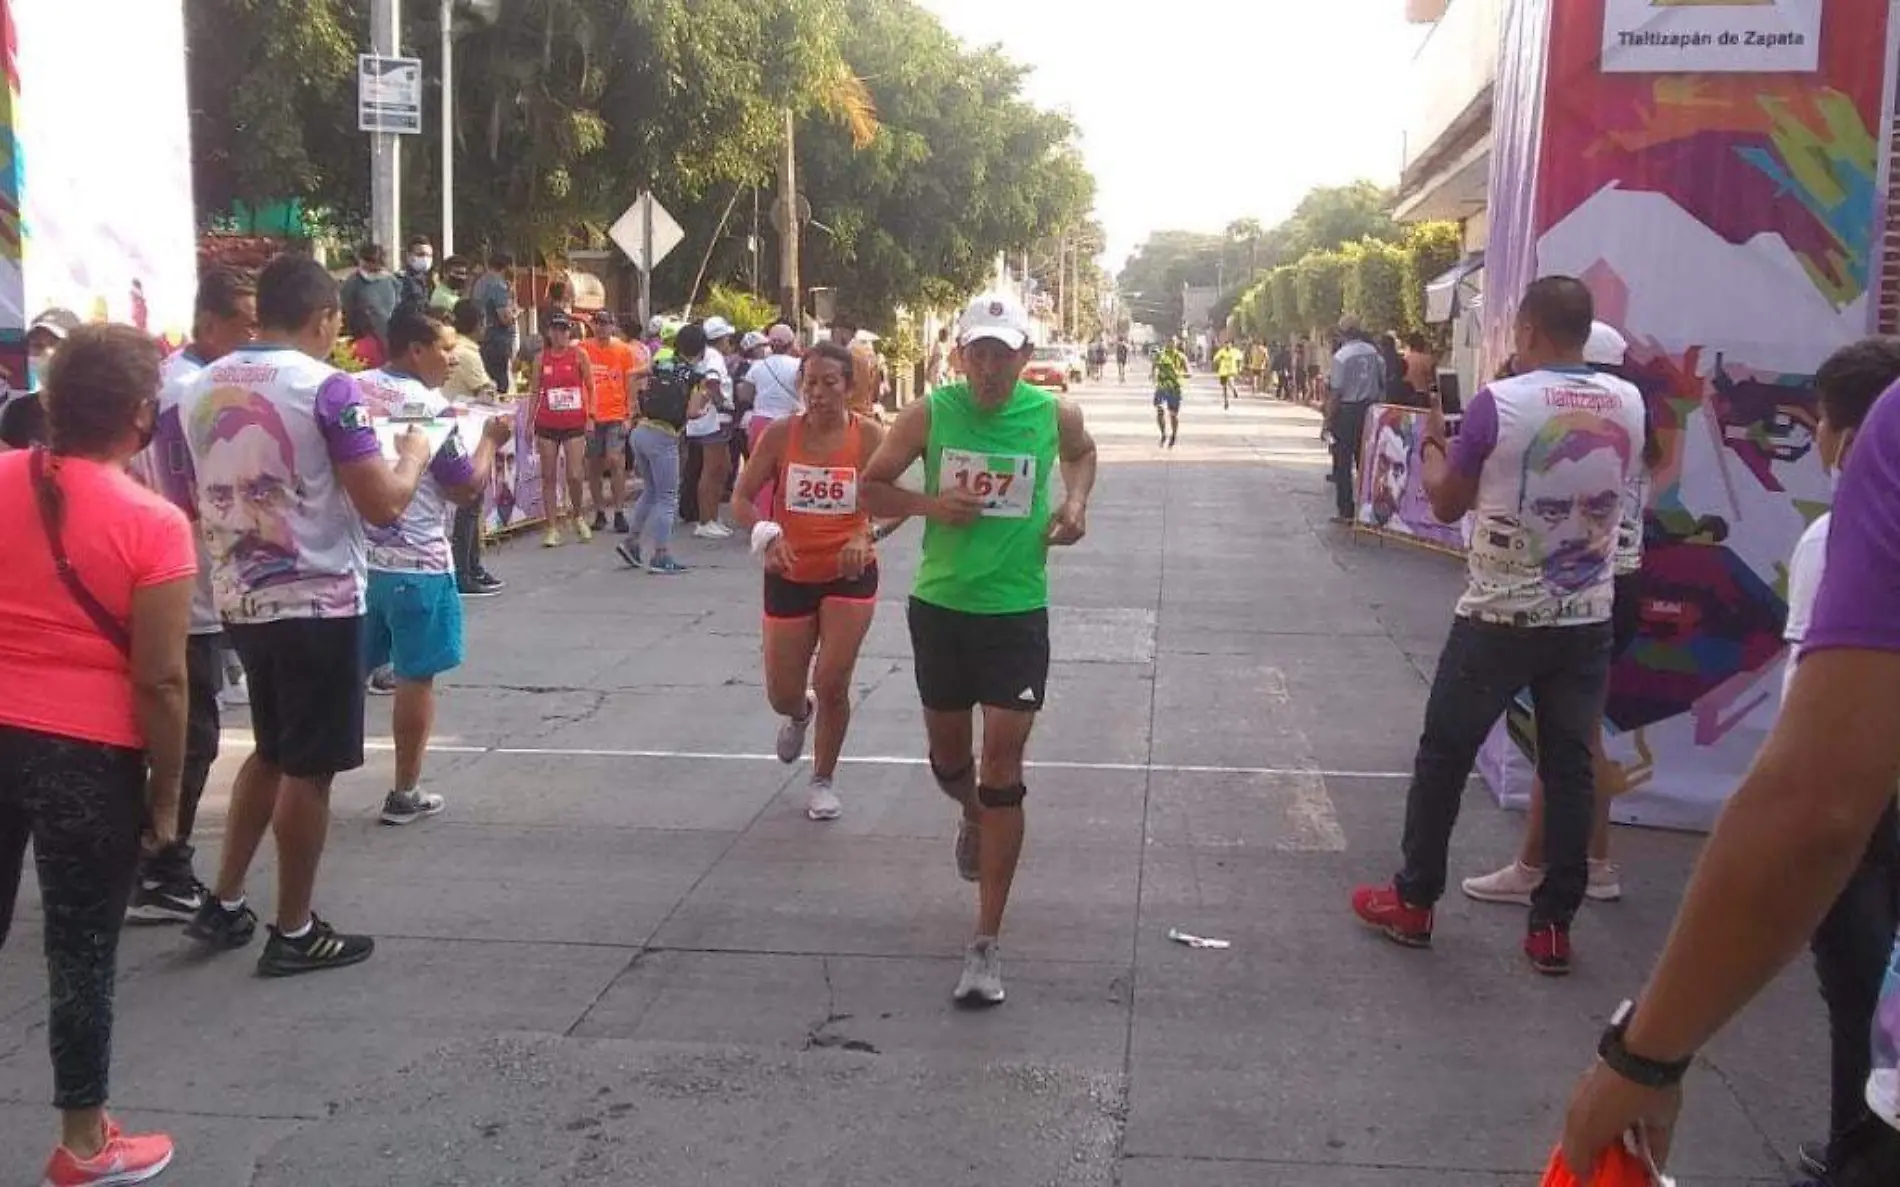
[976,782,1026,809]
[930,757,973,794]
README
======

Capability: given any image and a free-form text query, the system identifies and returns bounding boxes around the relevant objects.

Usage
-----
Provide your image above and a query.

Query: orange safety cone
[1540,1143,1656,1187]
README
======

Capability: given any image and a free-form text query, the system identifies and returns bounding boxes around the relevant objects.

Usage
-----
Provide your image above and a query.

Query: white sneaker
[953,937,1005,1006]
[693,521,733,540]
[1463,858,1624,905]
[806,777,842,822]
[1587,859,1623,903]
[1461,859,1541,906]
[709,521,734,538]
[776,692,814,764]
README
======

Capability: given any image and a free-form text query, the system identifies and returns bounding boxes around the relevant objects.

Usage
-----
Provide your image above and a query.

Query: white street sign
[609,192,684,273]
[358,54,423,135]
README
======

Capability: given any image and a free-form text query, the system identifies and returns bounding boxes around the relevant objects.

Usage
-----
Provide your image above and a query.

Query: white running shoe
[1462,858,1624,905]
[776,692,814,764]
[693,522,731,540]
[806,777,842,822]
[1587,859,1623,903]
[1461,859,1540,906]
[953,937,1005,1007]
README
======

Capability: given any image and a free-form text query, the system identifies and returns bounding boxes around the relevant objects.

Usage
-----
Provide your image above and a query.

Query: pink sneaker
[42,1121,174,1186]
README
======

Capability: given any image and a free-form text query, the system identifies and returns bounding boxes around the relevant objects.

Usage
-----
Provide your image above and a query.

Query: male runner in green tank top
[862,292,1098,1006]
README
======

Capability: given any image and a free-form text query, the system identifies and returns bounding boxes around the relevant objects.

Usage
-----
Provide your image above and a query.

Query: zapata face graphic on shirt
[1517,410,1633,595]
[197,388,306,593]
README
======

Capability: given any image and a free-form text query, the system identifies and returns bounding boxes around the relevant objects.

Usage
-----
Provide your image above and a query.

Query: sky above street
[917,0,1428,273]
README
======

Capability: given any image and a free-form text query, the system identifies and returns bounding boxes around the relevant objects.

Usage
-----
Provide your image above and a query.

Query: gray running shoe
[806,776,842,822]
[380,788,445,825]
[953,937,1005,1007]
[776,692,814,764]
[954,817,981,883]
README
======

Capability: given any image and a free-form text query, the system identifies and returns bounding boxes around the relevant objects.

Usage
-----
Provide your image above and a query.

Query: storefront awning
[1425,253,1484,324]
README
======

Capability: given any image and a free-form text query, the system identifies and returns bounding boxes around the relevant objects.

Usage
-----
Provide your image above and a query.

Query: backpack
[641,356,696,429]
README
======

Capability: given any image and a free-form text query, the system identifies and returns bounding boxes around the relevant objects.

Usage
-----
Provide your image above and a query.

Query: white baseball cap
[702,316,736,342]
[956,293,1030,350]
[1584,320,1629,367]
[740,331,768,352]
[766,323,797,348]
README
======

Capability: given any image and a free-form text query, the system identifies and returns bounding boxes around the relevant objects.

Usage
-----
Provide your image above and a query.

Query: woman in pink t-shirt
[0,324,195,1184]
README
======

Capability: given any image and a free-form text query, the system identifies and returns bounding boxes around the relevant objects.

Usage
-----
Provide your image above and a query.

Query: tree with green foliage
[1116,229,1224,339]
[1281,181,1400,259]
[184,0,1091,327]
[1400,221,1465,334]
[1295,252,1347,333]
[1269,268,1300,338]
[1344,239,1409,334]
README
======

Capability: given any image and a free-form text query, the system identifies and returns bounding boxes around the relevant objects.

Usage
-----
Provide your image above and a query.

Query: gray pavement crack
[801,956,880,1054]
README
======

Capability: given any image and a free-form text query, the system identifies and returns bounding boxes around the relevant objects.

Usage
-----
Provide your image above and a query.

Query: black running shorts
[225,617,367,779]
[907,597,1049,714]
[763,565,880,621]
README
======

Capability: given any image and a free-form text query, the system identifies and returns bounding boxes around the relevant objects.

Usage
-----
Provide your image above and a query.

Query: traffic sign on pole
[609,193,684,274]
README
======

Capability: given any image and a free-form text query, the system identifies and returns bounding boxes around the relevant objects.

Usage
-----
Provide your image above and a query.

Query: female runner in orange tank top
[733,341,900,821]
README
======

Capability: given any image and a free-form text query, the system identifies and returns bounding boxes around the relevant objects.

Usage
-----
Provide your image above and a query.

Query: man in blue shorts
[353,306,512,824]
[1153,338,1189,447]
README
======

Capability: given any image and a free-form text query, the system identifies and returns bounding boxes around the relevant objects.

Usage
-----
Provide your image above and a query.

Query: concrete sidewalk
[0,369,1815,1184]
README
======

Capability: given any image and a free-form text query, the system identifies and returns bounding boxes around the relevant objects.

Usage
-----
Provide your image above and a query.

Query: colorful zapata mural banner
[0,0,22,392]
[1353,403,1473,554]
[1479,0,1899,831]
[8,0,194,385]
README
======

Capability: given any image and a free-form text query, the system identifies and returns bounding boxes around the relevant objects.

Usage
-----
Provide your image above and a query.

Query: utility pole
[370,0,402,254]
[751,186,762,296]
[777,109,800,324]
[438,0,453,255]
[1056,233,1067,341]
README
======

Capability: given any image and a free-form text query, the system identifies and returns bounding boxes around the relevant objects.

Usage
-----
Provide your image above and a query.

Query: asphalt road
[0,365,1819,1184]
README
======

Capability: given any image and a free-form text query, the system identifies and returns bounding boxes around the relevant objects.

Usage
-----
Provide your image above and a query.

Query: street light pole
[439,0,454,256]
[777,108,800,325]
[370,0,403,254]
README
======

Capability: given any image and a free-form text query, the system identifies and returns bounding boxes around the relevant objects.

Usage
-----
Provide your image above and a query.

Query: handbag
[30,446,132,657]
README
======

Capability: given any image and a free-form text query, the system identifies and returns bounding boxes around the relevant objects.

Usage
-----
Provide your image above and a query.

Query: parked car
[1023,346,1070,392]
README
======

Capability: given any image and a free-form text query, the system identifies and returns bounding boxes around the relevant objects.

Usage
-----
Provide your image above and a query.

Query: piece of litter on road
[1167,928,1231,950]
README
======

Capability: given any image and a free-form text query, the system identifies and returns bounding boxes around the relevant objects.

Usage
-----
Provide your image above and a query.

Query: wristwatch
[1598,1000,1694,1088]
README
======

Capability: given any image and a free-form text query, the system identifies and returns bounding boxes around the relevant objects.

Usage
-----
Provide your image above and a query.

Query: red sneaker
[1351,884,1434,948]
[41,1122,174,1186]
[1525,922,1573,976]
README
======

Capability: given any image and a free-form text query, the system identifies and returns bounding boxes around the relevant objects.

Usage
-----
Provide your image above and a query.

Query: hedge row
[1233,221,1462,342]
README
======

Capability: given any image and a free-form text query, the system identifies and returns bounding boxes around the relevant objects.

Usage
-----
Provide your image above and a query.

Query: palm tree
[1226,217,1265,284]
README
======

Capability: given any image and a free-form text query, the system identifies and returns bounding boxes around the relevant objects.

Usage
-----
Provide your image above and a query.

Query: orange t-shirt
[581,338,648,423]
[775,414,873,585]
[0,451,197,749]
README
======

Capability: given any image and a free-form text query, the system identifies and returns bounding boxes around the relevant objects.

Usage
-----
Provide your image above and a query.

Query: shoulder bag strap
[30,447,132,657]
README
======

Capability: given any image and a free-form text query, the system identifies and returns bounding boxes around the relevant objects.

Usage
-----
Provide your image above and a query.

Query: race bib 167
[941,447,1036,519]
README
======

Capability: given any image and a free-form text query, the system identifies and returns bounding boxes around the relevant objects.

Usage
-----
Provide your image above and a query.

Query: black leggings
[0,724,145,1110]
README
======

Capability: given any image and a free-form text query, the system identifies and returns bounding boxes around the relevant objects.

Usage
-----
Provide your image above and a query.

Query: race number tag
[784,463,858,516]
[940,447,1035,519]
[546,385,584,413]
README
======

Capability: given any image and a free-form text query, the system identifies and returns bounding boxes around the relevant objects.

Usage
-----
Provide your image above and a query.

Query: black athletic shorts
[535,426,585,445]
[907,597,1050,713]
[225,617,367,779]
[1611,571,1642,660]
[764,565,880,621]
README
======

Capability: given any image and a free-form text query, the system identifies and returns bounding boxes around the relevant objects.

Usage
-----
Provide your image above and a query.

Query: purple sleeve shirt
[1447,386,1499,480]
[314,373,382,465]
[1805,383,1900,656]
[429,430,477,489]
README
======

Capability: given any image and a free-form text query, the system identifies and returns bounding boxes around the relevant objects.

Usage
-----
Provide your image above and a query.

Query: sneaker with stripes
[256,915,375,978]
